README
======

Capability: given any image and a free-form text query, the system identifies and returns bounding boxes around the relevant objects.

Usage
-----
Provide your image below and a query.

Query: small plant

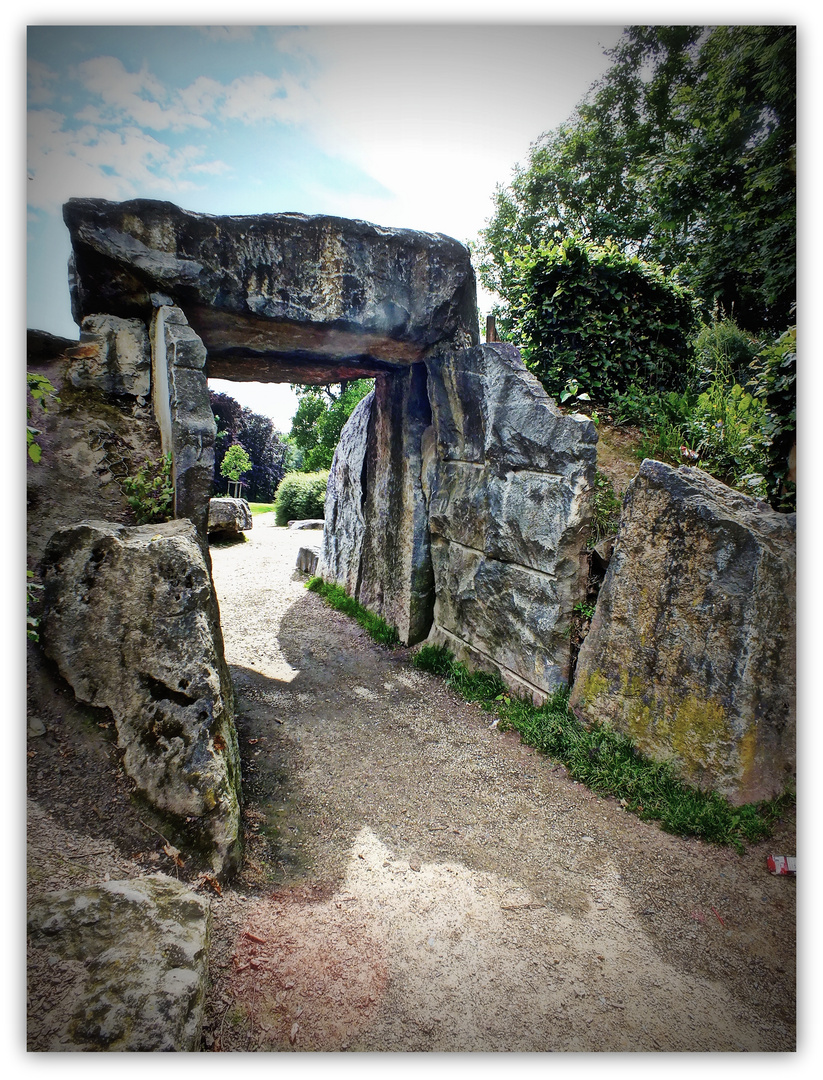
[27,372,60,463]
[573,601,596,621]
[589,470,621,548]
[412,643,456,677]
[220,443,252,495]
[559,377,591,405]
[305,577,399,646]
[123,453,174,525]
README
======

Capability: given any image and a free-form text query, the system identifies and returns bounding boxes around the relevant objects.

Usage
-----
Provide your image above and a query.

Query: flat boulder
[40,519,241,876]
[27,874,209,1051]
[570,460,796,804]
[288,518,324,530]
[208,497,253,535]
[63,198,478,383]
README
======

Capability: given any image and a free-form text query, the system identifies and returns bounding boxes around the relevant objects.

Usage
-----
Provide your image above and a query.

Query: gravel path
[202,517,796,1053]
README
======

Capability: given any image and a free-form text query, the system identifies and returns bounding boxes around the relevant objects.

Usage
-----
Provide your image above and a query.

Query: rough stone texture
[296,544,321,575]
[358,365,435,645]
[208,497,253,536]
[288,519,324,530]
[63,197,479,384]
[320,390,374,599]
[424,343,597,700]
[65,314,151,400]
[150,305,216,538]
[570,459,796,805]
[40,519,241,876]
[322,369,434,646]
[27,874,210,1051]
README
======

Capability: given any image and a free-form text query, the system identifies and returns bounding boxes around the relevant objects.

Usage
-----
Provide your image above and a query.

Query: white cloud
[26,110,217,211]
[74,56,211,133]
[27,59,57,106]
[218,72,315,126]
[199,26,256,43]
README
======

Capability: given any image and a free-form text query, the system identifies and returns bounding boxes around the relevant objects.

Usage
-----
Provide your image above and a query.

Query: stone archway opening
[62,196,596,702]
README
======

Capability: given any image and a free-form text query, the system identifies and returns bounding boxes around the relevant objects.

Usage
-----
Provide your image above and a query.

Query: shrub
[274,470,329,526]
[693,317,760,390]
[123,453,174,525]
[749,322,796,511]
[508,235,698,402]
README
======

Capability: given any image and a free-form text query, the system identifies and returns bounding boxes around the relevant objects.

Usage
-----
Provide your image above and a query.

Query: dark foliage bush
[210,391,288,502]
[274,470,329,526]
[509,235,698,402]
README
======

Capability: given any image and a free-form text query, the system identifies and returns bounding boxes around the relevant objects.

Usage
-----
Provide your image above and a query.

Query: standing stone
[40,519,241,877]
[150,305,216,538]
[321,390,374,598]
[358,364,435,645]
[27,875,210,1051]
[570,460,796,805]
[424,343,597,701]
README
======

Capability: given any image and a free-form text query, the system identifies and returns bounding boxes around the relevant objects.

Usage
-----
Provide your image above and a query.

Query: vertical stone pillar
[424,343,597,701]
[150,305,216,539]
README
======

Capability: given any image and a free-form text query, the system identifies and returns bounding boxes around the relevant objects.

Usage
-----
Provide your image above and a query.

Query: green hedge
[509,235,698,402]
[274,470,329,526]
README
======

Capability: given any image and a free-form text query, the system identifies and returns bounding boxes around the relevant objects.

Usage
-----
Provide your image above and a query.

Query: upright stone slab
[40,519,241,876]
[27,875,210,1051]
[150,305,216,538]
[321,390,374,598]
[321,366,435,646]
[570,460,796,804]
[424,343,597,700]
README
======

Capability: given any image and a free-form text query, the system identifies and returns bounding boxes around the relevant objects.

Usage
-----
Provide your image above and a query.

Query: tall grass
[305,577,399,647]
[412,644,793,851]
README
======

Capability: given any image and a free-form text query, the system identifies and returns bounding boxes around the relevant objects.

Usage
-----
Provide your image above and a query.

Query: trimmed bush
[274,470,329,526]
[509,234,698,402]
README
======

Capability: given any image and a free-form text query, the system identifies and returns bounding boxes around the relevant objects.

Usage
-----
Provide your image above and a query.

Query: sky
[26,20,627,431]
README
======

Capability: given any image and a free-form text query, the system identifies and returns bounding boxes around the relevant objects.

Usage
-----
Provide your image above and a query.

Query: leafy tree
[209,391,288,501]
[220,443,252,484]
[288,380,373,471]
[480,25,795,335]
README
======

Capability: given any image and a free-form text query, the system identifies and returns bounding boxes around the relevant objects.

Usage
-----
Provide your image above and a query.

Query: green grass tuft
[306,577,400,646]
[413,650,793,852]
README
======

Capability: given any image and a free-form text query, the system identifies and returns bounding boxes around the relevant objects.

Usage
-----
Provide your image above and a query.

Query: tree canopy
[209,391,288,501]
[479,25,796,334]
[288,380,373,472]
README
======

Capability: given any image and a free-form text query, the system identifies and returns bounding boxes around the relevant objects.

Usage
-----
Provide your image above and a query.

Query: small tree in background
[210,391,288,501]
[220,443,252,497]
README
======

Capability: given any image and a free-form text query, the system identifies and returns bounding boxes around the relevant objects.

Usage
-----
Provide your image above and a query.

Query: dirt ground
[26,515,796,1053]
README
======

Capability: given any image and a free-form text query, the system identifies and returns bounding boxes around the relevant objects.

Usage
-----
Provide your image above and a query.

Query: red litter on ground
[767,855,796,876]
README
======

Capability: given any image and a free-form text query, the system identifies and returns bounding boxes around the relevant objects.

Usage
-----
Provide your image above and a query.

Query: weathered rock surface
[27,874,210,1051]
[40,519,241,876]
[570,460,796,805]
[65,314,151,400]
[321,367,435,645]
[208,497,253,535]
[150,305,216,537]
[63,198,479,384]
[320,390,374,598]
[358,365,435,645]
[288,518,324,530]
[423,343,597,700]
[296,544,321,575]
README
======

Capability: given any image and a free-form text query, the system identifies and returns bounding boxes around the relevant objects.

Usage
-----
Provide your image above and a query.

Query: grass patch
[412,644,793,851]
[305,577,399,647]
[248,502,277,515]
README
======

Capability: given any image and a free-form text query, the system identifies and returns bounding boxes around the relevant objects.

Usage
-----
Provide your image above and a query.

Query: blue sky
[27,20,628,429]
